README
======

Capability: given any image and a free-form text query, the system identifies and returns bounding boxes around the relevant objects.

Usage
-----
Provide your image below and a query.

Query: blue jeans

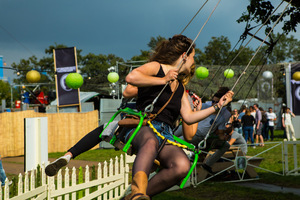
[0,160,7,186]
[234,127,243,134]
[125,120,175,146]
[243,126,254,144]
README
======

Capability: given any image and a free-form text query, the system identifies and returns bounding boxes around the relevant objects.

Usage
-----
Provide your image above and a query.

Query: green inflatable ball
[65,73,84,89]
[224,69,234,78]
[107,72,119,83]
[195,66,209,80]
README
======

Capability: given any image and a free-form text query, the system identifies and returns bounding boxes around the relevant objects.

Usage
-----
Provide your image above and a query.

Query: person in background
[237,105,247,134]
[265,107,277,141]
[253,104,264,147]
[230,109,242,134]
[259,107,269,141]
[175,87,232,175]
[282,107,297,141]
[241,109,255,147]
[0,155,12,187]
[225,123,248,154]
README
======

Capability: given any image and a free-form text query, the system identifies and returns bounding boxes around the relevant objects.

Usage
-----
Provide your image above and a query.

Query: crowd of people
[229,104,297,148]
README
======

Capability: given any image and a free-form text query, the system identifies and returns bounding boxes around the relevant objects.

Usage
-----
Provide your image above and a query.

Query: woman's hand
[218,91,234,108]
[193,99,202,111]
[164,69,179,83]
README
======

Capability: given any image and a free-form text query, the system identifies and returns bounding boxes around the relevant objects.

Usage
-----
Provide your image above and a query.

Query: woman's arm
[180,91,234,125]
[125,62,177,87]
[182,121,198,141]
[290,111,295,118]
[123,84,138,99]
[282,114,285,128]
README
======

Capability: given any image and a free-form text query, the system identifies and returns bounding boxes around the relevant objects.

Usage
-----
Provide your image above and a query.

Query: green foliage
[0,80,11,106]
[237,0,300,34]
[203,36,231,65]
[78,166,84,198]
[147,36,166,50]
[4,31,299,104]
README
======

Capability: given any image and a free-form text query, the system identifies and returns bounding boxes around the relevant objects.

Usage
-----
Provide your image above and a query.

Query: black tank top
[136,65,184,128]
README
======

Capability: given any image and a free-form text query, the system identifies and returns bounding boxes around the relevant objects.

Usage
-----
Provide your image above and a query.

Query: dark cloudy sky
[0,0,297,81]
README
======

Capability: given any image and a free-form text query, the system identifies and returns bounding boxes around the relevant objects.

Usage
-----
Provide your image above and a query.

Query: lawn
[46,130,300,199]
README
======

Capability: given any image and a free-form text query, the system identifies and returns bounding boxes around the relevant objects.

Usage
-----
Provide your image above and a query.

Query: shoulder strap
[149,80,179,119]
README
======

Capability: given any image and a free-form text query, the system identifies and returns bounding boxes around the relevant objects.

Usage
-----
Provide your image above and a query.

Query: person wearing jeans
[241,109,255,147]
[0,155,11,187]
[265,107,277,141]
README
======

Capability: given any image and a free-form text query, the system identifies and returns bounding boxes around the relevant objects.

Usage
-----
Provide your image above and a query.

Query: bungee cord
[180,0,209,35]
[145,0,222,113]
[198,0,292,150]
[199,1,281,98]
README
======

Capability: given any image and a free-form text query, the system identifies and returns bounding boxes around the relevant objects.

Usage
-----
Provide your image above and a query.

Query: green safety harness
[99,107,201,189]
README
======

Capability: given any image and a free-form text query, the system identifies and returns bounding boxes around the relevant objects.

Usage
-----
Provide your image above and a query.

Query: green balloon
[107,72,119,83]
[65,73,84,89]
[195,66,209,80]
[224,69,234,78]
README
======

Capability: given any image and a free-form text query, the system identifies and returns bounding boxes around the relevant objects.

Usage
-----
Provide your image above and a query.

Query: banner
[0,56,3,79]
[53,47,80,107]
[290,63,300,115]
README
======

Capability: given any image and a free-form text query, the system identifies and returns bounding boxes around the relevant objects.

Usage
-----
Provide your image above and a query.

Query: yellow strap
[147,121,188,149]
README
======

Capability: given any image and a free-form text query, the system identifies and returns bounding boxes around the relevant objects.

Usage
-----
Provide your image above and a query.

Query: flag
[53,47,80,107]
[290,63,300,115]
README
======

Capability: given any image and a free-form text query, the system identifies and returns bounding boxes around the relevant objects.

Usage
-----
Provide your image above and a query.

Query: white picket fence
[0,154,135,200]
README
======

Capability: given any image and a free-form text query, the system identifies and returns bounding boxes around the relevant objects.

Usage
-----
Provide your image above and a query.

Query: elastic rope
[180,0,209,34]
[198,0,291,148]
[144,0,221,113]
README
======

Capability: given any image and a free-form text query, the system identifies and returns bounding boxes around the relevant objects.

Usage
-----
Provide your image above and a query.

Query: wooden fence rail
[0,154,131,200]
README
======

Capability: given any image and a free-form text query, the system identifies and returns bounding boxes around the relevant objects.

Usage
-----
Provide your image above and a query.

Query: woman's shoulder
[142,61,161,68]
[134,61,161,76]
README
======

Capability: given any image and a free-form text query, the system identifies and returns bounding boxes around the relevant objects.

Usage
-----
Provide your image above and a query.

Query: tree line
[0,32,299,107]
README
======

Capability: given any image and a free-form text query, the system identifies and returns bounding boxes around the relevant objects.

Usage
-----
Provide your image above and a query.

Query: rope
[145,0,221,113]
[178,0,222,73]
[198,0,292,149]
[180,0,209,34]
[147,121,188,149]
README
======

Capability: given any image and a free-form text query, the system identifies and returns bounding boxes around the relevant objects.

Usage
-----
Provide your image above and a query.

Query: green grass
[49,148,123,163]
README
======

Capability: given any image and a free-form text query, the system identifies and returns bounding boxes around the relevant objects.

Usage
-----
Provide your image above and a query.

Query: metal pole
[11,85,13,108]
[116,62,119,99]
[271,76,274,100]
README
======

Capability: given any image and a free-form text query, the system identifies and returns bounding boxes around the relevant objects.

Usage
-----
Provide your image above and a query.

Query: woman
[282,107,296,141]
[229,109,242,134]
[123,34,233,199]
[241,109,255,147]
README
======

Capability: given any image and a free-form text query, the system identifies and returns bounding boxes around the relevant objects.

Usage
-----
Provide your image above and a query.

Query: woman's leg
[0,158,7,186]
[146,145,190,197]
[124,126,159,200]
[68,125,104,158]
[46,125,104,176]
[129,127,159,176]
[269,126,274,141]
[289,125,297,141]
[243,127,249,143]
[249,127,254,144]
[286,125,291,141]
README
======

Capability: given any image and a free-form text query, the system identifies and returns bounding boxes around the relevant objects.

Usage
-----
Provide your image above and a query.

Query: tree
[0,80,11,107]
[202,36,231,65]
[10,44,83,103]
[147,36,166,51]
[80,53,125,94]
[237,0,300,36]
